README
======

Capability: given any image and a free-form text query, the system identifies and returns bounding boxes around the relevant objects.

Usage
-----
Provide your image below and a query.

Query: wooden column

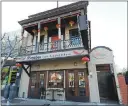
[63,70,66,100]
[58,17,61,39]
[37,22,41,52]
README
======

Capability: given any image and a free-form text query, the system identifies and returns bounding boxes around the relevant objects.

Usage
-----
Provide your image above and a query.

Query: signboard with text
[16,49,88,62]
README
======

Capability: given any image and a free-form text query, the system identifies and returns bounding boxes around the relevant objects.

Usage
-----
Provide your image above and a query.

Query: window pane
[68,73,74,87]
[31,74,36,85]
[78,72,85,87]
[40,74,45,86]
[48,71,64,88]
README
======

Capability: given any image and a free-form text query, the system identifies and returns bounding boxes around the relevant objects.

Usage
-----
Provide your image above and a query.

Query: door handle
[37,82,39,88]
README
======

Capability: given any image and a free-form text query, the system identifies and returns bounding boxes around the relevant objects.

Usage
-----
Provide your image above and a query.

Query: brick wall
[118,75,128,105]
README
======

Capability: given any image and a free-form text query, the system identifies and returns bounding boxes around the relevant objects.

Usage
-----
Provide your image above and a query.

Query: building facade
[15,1,122,104]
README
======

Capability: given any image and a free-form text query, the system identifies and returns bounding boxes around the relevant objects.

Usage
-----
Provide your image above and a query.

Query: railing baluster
[19,37,83,55]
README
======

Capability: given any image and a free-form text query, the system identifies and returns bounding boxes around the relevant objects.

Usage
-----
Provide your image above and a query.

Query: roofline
[29,1,88,18]
[18,1,88,26]
[90,46,112,53]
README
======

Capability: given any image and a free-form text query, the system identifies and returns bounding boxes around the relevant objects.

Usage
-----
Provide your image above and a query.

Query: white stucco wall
[18,66,30,98]
[88,47,114,103]
[90,47,114,64]
[88,46,122,103]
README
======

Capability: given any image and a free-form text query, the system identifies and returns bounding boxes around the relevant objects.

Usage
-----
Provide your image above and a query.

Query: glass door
[66,70,77,98]
[29,71,46,98]
[78,71,86,96]
[66,70,87,102]
[29,72,39,98]
[38,72,46,89]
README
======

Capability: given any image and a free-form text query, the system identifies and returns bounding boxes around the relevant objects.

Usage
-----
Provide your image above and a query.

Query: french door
[66,70,88,102]
[28,71,46,98]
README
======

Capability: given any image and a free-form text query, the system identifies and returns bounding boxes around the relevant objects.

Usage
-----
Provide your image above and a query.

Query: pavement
[1,97,124,106]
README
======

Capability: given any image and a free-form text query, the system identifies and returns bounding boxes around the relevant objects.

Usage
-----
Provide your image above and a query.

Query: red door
[51,36,59,49]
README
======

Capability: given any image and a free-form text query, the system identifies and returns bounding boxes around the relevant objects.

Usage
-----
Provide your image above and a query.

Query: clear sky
[2,2,127,70]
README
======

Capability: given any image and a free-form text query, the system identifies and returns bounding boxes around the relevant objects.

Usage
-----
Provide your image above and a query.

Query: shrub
[125,71,128,77]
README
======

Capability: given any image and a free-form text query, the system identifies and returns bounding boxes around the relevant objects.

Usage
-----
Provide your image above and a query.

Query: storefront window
[40,74,45,87]
[68,73,74,87]
[48,71,64,88]
[78,72,85,87]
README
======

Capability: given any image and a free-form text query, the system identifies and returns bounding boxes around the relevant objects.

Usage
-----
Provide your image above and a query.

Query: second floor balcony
[19,37,84,56]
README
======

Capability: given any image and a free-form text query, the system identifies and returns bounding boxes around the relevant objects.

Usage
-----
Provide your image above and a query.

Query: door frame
[65,69,89,101]
[28,71,47,98]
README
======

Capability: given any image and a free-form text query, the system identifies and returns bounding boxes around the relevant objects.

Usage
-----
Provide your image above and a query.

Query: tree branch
[1,36,18,69]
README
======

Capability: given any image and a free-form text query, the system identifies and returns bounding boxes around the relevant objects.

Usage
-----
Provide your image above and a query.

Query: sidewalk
[1,97,123,106]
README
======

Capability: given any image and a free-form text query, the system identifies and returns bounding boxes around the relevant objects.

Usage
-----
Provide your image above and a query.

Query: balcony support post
[37,22,41,52]
[58,17,61,39]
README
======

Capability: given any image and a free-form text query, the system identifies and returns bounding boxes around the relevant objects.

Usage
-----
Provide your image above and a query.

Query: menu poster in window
[78,72,85,87]
[50,72,63,83]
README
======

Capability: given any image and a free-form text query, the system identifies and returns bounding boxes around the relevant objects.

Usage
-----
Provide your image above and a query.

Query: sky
[2,2,127,71]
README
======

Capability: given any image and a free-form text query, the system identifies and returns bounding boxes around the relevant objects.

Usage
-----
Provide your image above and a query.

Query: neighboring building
[15,1,122,104]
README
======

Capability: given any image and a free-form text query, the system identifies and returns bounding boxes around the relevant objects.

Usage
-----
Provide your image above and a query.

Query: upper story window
[40,35,44,44]
[69,28,79,38]
[69,28,81,45]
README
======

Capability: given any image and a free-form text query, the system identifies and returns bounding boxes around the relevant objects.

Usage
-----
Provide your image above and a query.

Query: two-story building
[16,1,90,102]
[15,1,122,104]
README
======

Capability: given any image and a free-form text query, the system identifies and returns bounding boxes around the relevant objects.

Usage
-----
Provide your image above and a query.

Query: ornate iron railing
[19,37,83,56]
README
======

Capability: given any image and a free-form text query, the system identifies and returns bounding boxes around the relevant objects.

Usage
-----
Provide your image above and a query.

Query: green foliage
[125,71,128,77]
[2,67,9,72]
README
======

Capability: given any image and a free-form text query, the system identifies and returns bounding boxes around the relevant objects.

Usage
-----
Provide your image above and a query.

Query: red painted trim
[40,19,57,24]
[38,29,40,32]
[73,50,84,55]
[24,12,80,29]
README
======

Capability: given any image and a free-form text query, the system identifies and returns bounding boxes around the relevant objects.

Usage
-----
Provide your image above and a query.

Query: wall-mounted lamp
[89,72,93,78]
[74,62,77,66]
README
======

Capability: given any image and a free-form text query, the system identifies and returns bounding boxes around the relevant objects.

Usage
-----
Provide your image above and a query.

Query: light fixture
[56,24,61,29]
[32,29,37,34]
[74,62,77,66]
[69,21,75,27]
[44,27,48,31]
[81,56,90,64]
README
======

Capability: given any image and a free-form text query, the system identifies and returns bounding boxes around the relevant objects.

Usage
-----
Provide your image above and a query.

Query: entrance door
[66,70,88,102]
[38,72,46,90]
[29,72,39,98]
[96,64,118,102]
[28,71,46,98]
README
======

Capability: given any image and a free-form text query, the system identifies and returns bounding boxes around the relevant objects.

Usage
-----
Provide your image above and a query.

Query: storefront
[25,57,89,102]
